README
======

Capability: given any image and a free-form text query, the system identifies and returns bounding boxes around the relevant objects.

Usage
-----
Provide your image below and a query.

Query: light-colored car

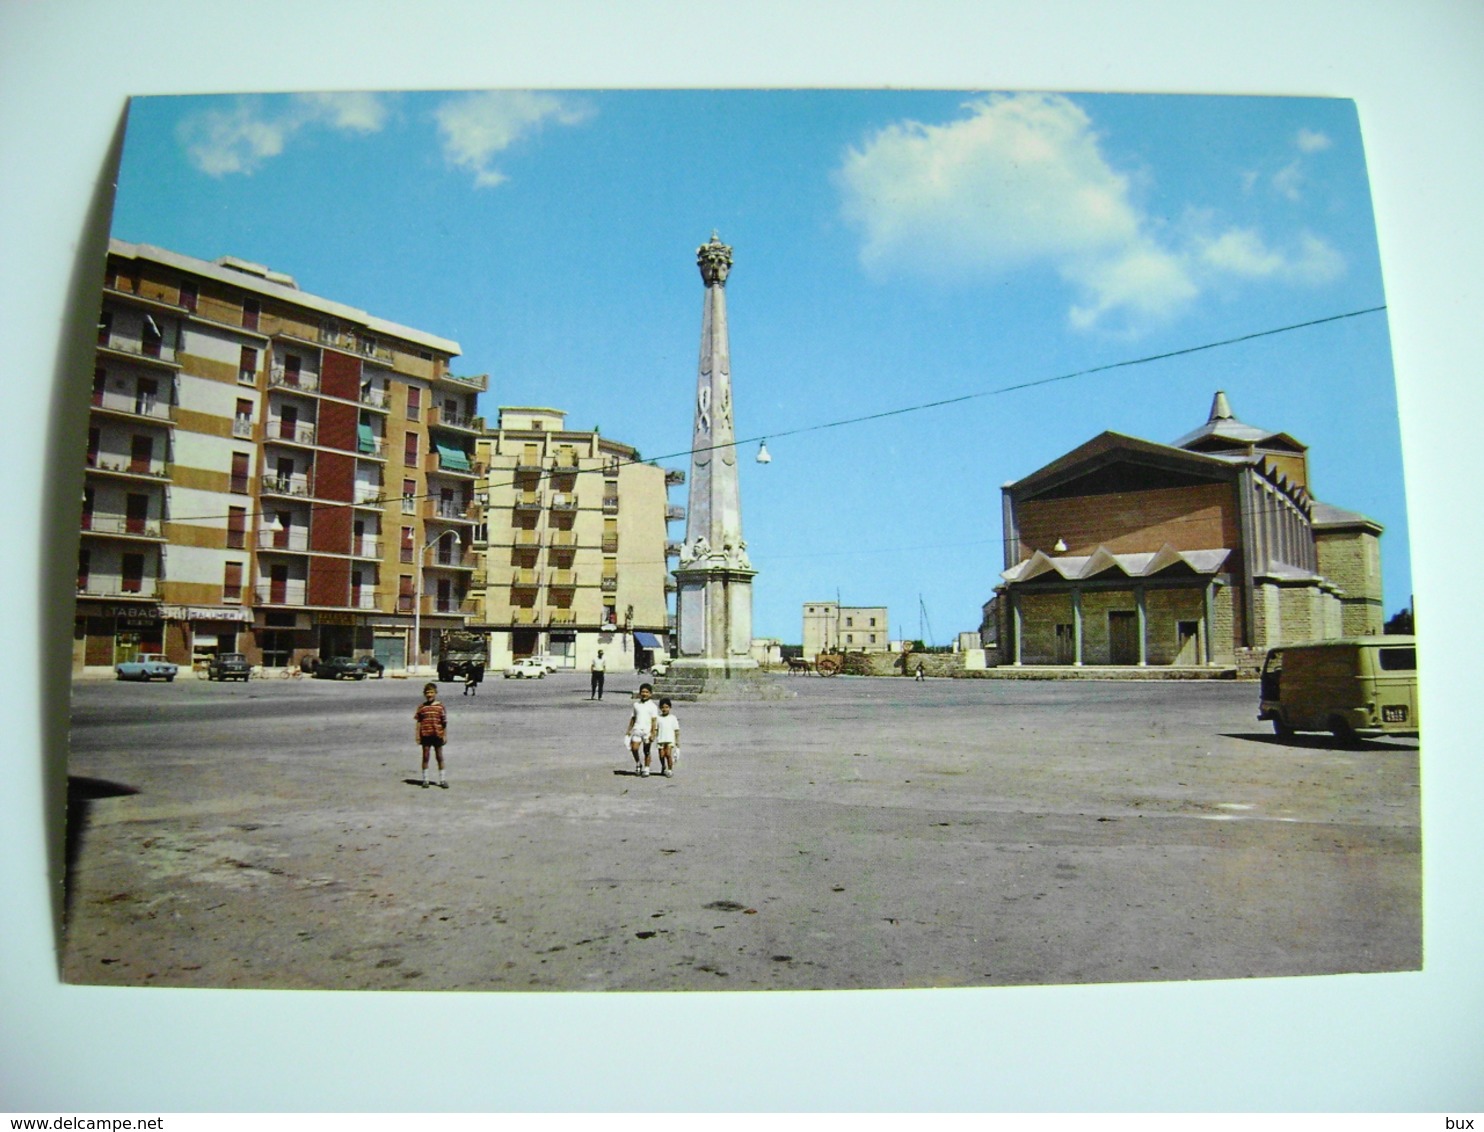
[527,654,561,673]
[504,658,547,679]
[115,653,179,682]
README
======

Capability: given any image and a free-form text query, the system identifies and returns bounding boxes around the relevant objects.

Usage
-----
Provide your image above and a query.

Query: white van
[1258,636,1418,743]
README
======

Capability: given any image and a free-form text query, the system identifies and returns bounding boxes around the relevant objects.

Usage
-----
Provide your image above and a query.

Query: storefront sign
[160,605,253,623]
[315,612,361,626]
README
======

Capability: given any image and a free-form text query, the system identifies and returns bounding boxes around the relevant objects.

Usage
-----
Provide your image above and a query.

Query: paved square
[63,672,1421,991]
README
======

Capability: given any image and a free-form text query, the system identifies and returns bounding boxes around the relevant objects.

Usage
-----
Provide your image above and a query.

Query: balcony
[548,570,577,588]
[351,536,382,559]
[514,492,543,513]
[665,468,686,486]
[548,609,577,626]
[257,527,311,552]
[601,495,619,514]
[76,579,161,600]
[601,536,619,553]
[350,588,380,611]
[264,419,317,447]
[426,450,483,479]
[268,366,319,393]
[441,370,489,393]
[510,608,539,625]
[469,569,487,588]
[97,335,179,367]
[424,546,478,570]
[261,473,313,499]
[513,529,542,549]
[80,514,165,541]
[548,530,577,549]
[355,484,386,506]
[665,504,686,522]
[600,576,618,593]
[232,416,255,439]
[360,386,389,412]
[510,568,541,588]
[90,387,176,424]
[428,406,484,433]
[255,580,308,606]
[550,493,578,512]
[85,454,170,483]
[423,497,477,523]
[357,434,387,460]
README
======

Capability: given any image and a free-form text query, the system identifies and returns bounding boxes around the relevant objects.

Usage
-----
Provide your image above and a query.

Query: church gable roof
[1009,431,1241,502]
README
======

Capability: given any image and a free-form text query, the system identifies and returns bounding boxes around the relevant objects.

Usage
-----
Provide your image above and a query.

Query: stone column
[672,232,758,673]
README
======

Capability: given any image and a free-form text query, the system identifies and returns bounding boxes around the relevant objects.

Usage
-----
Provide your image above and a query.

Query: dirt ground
[61,671,1421,992]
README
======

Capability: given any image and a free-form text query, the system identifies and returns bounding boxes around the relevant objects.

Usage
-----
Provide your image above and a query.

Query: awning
[357,423,376,454]
[633,631,662,648]
[436,442,471,471]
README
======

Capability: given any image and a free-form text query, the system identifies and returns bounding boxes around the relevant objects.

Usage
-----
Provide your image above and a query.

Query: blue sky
[112,89,1408,642]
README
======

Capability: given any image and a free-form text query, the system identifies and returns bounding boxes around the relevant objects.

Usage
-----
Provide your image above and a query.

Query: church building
[994,392,1384,671]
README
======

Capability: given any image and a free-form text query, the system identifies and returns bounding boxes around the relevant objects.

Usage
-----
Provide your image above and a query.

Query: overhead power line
[152,305,1386,528]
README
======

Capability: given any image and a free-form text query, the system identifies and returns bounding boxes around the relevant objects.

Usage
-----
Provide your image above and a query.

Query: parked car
[504,658,547,679]
[355,656,385,679]
[527,654,560,673]
[115,653,178,682]
[206,652,252,681]
[646,657,670,677]
[312,656,368,680]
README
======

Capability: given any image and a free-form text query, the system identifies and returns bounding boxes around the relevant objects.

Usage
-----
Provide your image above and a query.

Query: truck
[437,630,489,683]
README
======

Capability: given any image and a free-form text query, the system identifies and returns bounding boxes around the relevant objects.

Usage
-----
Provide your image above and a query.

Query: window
[283,354,302,385]
[180,280,198,312]
[77,548,90,590]
[398,574,414,613]
[239,346,258,383]
[81,487,94,529]
[121,553,145,594]
[231,452,250,494]
[97,310,112,346]
[223,562,243,602]
[401,526,415,564]
[404,432,418,467]
[242,297,259,332]
[402,478,416,514]
[846,616,854,627]
[92,367,107,406]
[406,387,421,422]
[129,434,153,473]
[227,507,247,549]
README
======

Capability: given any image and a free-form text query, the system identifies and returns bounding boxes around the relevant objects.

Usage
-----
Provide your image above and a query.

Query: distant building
[77,240,486,674]
[802,602,890,654]
[994,392,1384,669]
[472,407,682,670]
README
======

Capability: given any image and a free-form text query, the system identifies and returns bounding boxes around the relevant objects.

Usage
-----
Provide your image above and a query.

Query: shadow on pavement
[1223,731,1419,752]
[65,775,139,921]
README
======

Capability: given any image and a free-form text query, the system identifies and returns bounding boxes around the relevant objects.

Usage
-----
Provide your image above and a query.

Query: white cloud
[1296,128,1332,153]
[434,91,592,188]
[837,94,1347,331]
[178,93,390,176]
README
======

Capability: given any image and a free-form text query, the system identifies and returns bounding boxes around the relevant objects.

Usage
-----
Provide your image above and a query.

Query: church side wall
[1015,483,1237,560]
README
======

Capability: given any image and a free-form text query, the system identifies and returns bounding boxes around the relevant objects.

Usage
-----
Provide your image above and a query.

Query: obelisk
[672,232,758,672]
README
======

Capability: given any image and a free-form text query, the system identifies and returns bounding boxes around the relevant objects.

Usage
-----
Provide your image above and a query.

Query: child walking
[413,681,449,789]
[654,697,680,778]
[626,682,660,776]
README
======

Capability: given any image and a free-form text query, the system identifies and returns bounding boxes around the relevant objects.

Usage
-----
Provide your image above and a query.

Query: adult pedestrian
[914,660,926,682]
[590,649,606,700]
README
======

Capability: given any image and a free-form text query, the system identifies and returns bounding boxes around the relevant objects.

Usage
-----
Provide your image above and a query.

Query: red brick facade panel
[1017,483,1238,560]
[320,349,362,402]
[308,556,350,607]
[319,398,359,453]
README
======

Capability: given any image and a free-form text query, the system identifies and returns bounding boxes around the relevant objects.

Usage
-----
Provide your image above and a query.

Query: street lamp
[411,528,461,676]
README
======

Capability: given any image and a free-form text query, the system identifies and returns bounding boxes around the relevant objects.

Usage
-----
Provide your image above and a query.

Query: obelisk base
[652,659,795,702]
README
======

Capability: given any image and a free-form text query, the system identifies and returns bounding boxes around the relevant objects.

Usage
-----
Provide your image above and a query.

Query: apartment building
[473,407,683,671]
[801,602,891,655]
[76,240,487,674]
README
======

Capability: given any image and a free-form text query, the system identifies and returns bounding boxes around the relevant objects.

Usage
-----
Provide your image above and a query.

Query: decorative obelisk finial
[672,231,758,671]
